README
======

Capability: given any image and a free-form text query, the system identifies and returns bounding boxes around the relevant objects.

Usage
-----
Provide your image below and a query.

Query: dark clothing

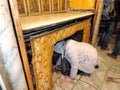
[111,35,120,56]
[115,0,120,15]
[98,0,120,49]
[98,0,113,49]
[61,57,71,76]
[98,21,115,49]
[98,0,120,59]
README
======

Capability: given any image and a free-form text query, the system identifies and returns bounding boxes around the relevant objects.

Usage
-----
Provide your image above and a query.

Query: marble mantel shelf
[20,11,94,32]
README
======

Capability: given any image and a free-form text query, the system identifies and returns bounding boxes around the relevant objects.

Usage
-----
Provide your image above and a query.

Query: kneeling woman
[54,39,99,82]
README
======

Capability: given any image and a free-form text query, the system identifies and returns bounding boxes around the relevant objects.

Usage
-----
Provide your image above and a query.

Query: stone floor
[52,37,120,90]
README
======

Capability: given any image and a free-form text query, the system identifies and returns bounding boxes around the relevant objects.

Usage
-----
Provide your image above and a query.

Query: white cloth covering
[54,39,98,79]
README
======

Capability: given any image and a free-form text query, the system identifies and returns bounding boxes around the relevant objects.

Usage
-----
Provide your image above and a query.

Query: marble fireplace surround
[30,18,91,90]
[6,0,99,89]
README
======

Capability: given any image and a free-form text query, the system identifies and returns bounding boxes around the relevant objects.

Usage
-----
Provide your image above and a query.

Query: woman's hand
[63,76,72,82]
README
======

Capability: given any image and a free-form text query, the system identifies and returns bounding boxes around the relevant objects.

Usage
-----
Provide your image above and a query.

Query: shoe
[81,72,91,76]
[77,70,91,76]
[95,65,99,69]
[107,53,117,59]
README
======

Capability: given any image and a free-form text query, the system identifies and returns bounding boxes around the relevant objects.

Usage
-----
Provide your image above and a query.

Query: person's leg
[107,35,120,59]
[100,21,115,49]
[98,20,110,47]
[112,36,120,55]
[98,31,106,46]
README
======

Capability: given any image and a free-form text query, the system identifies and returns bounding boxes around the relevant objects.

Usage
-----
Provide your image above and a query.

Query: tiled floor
[52,37,120,90]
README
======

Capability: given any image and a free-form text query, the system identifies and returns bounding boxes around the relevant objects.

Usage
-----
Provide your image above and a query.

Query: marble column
[0,0,28,90]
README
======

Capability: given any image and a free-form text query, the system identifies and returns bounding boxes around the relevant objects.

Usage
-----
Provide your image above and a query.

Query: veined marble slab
[20,11,94,32]
[0,0,28,89]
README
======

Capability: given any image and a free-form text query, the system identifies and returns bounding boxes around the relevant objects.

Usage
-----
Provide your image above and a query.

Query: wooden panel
[59,0,67,12]
[17,0,28,16]
[41,0,51,14]
[9,0,34,90]
[27,0,40,15]
[92,0,104,45]
[69,0,96,10]
[91,0,99,43]
[51,0,59,13]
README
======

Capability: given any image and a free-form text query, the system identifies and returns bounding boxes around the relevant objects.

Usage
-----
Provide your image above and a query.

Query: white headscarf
[54,40,66,59]
[54,40,66,54]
